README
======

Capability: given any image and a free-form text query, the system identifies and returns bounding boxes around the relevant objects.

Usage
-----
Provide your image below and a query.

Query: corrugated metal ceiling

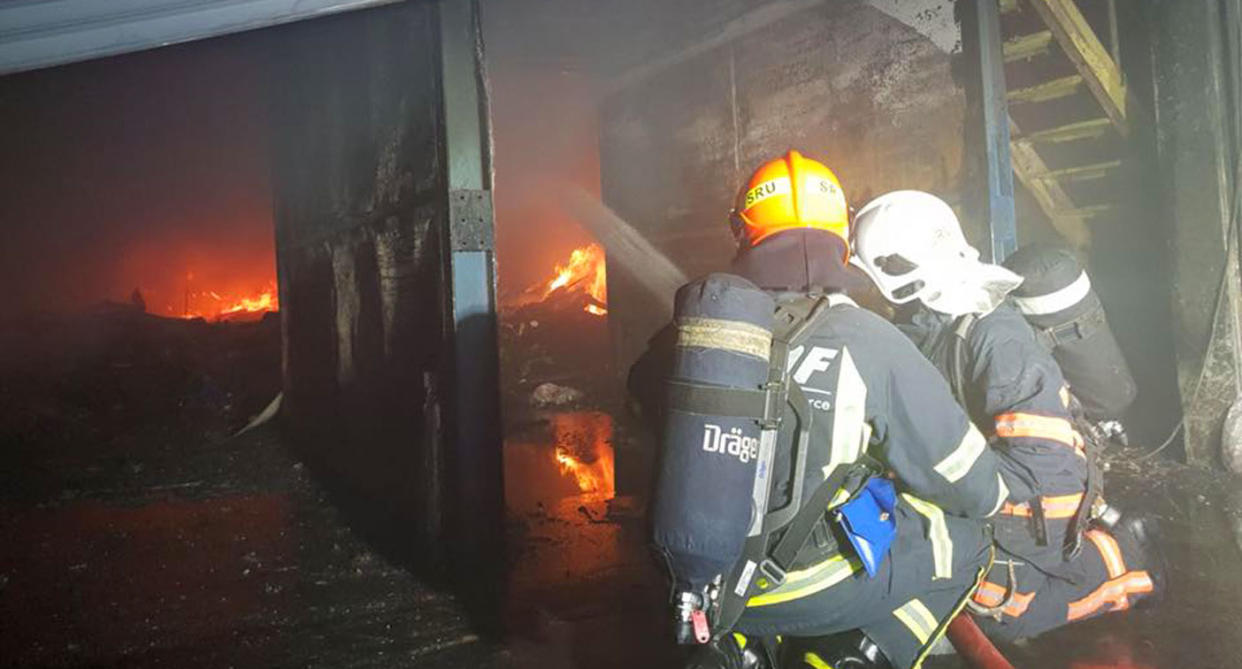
[0,0,402,76]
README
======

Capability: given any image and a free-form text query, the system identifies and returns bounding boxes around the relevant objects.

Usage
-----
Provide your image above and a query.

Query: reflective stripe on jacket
[900,305,1089,510]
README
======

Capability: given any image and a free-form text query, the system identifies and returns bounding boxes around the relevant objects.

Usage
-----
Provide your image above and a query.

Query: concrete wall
[267,3,452,562]
[600,0,970,370]
[1151,0,1242,464]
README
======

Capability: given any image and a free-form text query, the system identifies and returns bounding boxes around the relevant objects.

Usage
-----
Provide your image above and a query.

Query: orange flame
[553,445,615,495]
[219,290,276,316]
[542,243,607,316]
[173,280,278,321]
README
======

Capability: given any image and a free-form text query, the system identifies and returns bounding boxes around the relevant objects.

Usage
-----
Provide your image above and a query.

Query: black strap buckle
[760,380,784,428]
[758,559,787,588]
[1047,320,1083,346]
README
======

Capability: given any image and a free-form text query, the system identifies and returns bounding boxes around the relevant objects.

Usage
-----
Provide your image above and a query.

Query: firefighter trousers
[971,520,1156,641]
[735,504,992,668]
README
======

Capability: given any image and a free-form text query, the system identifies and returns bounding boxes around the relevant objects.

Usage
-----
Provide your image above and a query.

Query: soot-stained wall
[267,3,450,561]
[1150,0,1242,464]
[600,0,970,370]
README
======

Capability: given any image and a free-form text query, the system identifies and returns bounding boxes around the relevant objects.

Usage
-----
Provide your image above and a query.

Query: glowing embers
[537,243,608,316]
[504,411,616,510]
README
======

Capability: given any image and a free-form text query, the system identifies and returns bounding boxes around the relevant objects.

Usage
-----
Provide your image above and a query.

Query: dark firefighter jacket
[631,231,1010,589]
[900,305,1090,570]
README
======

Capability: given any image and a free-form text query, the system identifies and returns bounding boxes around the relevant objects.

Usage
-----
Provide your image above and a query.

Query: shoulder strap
[772,292,856,337]
[946,314,978,406]
[763,292,866,547]
[764,438,878,579]
[710,295,873,640]
[1063,394,1105,564]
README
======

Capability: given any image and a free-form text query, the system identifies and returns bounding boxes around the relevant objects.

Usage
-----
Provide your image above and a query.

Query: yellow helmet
[731,150,850,258]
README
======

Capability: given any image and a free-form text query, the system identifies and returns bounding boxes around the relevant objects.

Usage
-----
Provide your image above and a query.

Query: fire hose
[946,614,1016,669]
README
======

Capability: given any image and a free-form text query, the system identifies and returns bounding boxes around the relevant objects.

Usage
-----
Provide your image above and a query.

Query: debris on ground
[0,306,505,668]
[529,382,585,408]
[499,284,613,419]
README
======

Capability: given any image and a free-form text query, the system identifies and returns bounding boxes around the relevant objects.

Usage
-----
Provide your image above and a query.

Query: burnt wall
[600,0,969,371]
[1150,0,1242,464]
[266,3,450,562]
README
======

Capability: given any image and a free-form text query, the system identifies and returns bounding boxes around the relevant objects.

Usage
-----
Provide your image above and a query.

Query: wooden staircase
[996,0,1129,247]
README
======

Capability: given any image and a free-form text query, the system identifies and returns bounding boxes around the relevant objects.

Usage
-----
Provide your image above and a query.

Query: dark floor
[0,311,505,667]
[3,310,1242,668]
[927,452,1242,669]
[0,309,675,668]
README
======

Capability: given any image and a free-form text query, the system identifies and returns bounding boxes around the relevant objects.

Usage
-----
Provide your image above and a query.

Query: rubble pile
[0,304,281,498]
[499,290,612,415]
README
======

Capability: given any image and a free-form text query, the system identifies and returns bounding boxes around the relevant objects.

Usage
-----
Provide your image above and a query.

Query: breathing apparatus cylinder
[652,274,775,601]
[1004,246,1136,422]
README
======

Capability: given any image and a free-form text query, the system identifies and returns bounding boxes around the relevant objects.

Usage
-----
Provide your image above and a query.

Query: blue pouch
[836,477,898,578]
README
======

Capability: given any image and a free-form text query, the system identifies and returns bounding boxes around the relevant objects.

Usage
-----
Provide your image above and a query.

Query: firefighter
[850,190,1164,643]
[633,152,1011,669]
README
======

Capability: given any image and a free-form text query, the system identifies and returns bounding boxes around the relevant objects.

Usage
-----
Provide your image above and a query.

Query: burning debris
[109,234,280,324]
[507,243,607,316]
[0,303,283,467]
[173,277,278,322]
[500,244,613,414]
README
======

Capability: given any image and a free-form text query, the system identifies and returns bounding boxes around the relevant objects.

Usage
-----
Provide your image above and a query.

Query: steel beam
[437,0,503,614]
[970,0,1019,262]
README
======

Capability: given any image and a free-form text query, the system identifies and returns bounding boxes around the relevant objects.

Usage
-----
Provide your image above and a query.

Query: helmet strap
[729,209,749,247]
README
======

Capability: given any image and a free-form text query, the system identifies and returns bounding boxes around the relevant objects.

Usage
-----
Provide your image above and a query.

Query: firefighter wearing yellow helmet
[731,149,850,255]
[633,151,1007,669]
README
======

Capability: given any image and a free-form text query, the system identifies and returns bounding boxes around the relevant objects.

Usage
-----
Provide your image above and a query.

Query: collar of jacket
[730,229,865,294]
[898,305,955,352]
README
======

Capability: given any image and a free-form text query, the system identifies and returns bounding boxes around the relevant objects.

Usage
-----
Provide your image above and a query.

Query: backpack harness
[665,294,880,642]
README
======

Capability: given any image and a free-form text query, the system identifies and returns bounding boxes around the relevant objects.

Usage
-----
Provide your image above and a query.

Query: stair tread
[1053,204,1116,218]
[1015,118,1112,144]
[1003,31,1054,63]
[1007,74,1085,104]
[1032,160,1122,182]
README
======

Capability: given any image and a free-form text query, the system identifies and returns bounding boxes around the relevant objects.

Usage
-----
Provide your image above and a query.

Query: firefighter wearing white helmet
[632,157,1010,669]
[851,190,1163,642]
[852,191,1022,317]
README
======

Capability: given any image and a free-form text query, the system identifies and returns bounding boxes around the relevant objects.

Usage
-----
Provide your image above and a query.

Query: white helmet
[851,190,1023,316]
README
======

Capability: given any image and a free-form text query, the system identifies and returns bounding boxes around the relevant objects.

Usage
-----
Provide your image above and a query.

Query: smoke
[488,66,601,293]
[0,30,273,318]
[562,187,687,321]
